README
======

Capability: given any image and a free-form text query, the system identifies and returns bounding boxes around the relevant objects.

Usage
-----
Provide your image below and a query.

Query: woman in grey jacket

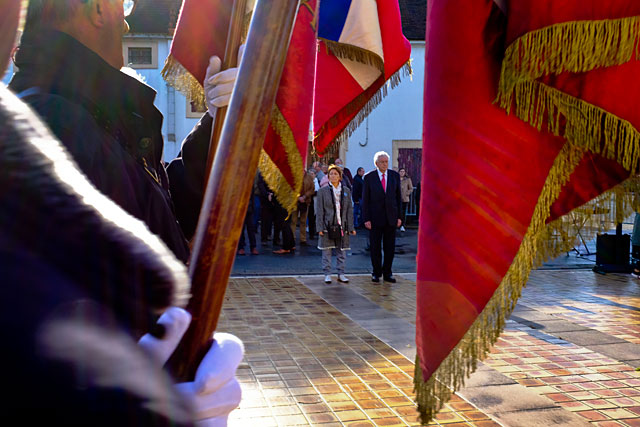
[316,165,356,283]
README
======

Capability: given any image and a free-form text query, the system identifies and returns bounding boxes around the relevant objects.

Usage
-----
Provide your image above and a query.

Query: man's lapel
[374,170,385,194]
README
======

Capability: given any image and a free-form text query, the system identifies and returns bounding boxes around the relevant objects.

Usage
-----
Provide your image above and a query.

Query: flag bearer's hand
[138,306,191,365]
[175,333,244,426]
[204,44,246,117]
[138,308,244,426]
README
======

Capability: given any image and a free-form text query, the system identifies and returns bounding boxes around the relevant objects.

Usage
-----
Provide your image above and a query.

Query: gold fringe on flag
[415,17,640,423]
[319,38,385,73]
[259,105,305,213]
[315,60,412,155]
[414,141,640,424]
[497,16,640,109]
[161,55,206,111]
[509,80,640,175]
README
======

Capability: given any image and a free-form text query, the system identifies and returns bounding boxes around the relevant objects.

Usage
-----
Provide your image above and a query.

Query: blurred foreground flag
[162,0,318,212]
[312,0,412,156]
[415,0,640,423]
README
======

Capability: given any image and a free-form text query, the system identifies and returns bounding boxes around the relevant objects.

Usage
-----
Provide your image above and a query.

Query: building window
[122,41,158,69]
[186,98,207,119]
[128,47,152,65]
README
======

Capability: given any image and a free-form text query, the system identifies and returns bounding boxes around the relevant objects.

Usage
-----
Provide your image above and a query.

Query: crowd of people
[241,152,415,284]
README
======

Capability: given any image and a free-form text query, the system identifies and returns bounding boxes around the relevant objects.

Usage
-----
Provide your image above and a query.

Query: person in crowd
[9,0,238,263]
[291,168,316,246]
[313,161,325,182]
[238,194,259,255]
[307,168,319,238]
[316,165,356,284]
[321,163,329,180]
[257,173,277,244]
[272,198,295,254]
[334,158,353,187]
[352,166,365,228]
[399,167,413,232]
[320,160,351,189]
[0,1,242,423]
[362,151,402,283]
[252,175,261,229]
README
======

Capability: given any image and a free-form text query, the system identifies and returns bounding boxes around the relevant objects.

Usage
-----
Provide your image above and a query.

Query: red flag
[259,0,318,212]
[415,0,640,423]
[162,0,232,108]
[163,0,318,212]
[312,0,411,156]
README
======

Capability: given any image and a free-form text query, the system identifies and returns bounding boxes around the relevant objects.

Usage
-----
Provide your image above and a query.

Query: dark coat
[10,30,195,262]
[0,85,193,425]
[300,172,316,204]
[166,114,213,240]
[352,174,364,203]
[362,169,402,227]
[343,167,354,186]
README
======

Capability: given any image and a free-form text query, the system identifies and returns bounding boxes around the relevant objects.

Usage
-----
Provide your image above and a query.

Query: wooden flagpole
[169,0,301,380]
[203,0,247,183]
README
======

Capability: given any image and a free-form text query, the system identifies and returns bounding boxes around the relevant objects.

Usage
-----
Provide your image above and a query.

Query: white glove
[138,308,244,426]
[204,44,246,118]
[176,333,244,426]
[138,307,191,365]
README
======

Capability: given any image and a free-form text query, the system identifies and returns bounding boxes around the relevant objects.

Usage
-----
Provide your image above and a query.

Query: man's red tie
[381,173,386,192]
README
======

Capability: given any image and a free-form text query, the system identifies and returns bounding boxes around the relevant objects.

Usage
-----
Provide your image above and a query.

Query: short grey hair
[373,151,389,165]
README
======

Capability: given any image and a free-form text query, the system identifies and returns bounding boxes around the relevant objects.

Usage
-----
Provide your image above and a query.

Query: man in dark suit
[362,151,403,283]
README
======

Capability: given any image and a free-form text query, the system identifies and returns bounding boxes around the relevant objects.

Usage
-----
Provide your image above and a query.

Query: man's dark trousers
[370,222,396,278]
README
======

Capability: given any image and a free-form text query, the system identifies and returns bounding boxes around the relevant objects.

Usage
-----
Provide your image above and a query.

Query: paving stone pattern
[219,270,640,426]
[219,277,498,426]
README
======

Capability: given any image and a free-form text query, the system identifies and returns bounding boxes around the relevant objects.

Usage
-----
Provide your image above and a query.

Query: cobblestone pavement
[219,270,640,426]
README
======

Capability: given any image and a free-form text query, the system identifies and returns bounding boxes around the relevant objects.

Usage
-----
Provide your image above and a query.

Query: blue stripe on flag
[318,0,352,41]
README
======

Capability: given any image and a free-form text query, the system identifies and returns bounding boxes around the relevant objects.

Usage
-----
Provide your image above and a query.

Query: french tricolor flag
[313,0,412,156]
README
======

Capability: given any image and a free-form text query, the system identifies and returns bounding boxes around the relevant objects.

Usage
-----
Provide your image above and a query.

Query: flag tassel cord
[415,16,640,424]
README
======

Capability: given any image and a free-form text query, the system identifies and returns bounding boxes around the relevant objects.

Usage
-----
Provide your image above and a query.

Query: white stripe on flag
[339,0,384,60]
[339,57,382,90]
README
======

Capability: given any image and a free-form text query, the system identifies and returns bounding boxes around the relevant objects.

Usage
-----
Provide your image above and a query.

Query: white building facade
[121,34,202,162]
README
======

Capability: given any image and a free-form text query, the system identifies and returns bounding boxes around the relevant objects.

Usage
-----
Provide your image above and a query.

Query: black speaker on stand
[593,223,632,274]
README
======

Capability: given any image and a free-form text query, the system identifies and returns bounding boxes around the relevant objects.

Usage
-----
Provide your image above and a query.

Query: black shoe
[371,275,380,283]
[383,275,396,283]
[300,241,309,246]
